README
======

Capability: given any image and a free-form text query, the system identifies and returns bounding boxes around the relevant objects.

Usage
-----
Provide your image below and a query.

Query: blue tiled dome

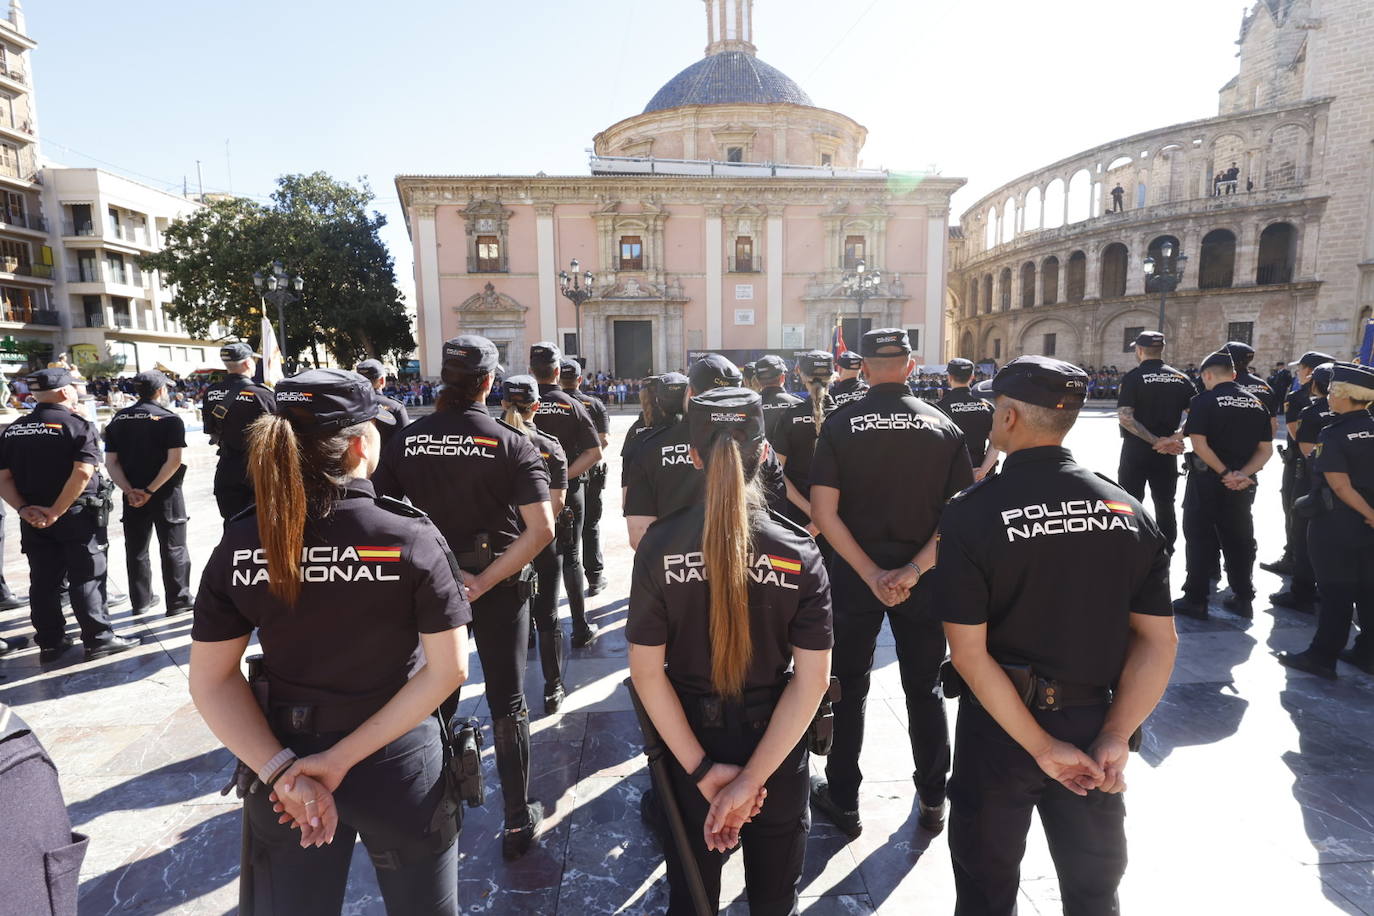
[643,51,812,114]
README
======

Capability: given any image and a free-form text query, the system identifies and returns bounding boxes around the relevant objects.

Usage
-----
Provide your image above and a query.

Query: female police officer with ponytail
[628,387,833,915]
[188,369,471,914]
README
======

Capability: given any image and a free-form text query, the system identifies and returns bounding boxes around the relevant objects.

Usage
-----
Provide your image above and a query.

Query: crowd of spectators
[1082,366,1124,399]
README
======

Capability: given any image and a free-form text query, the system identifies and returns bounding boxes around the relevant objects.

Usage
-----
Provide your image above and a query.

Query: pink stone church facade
[397,0,963,379]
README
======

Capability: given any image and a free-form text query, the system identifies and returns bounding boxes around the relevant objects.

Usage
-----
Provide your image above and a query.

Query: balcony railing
[0,66,27,85]
[0,117,34,137]
[0,260,50,278]
[62,220,97,237]
[84,312,106,328]
[0,209,45,231]
[112,313,134,329]
[728,258,761,273]
[2,306,59,325]
[67,265,103,283]
[108,224,151,246]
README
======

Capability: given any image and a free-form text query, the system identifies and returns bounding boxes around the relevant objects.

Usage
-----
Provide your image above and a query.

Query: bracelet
[258,748,297,788]
[907,562,923,578]
[689,757,714,785]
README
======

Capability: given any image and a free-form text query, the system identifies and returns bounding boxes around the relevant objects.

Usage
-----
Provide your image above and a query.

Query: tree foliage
[142,172,414,365]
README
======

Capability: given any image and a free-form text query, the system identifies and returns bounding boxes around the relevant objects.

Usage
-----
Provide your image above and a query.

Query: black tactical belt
[269,696,389,736]
[676,683,785,731]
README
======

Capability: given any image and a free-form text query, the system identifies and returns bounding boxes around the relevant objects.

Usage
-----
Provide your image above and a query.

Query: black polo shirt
[933,446,1172,687]
[0,402,103,506]
[624,420,790,520]
[1296,398,1335,447]
[830,377,868,409]
[936,387,996,465]
[376,394,411,448]
[203,375,276,455]
[1183,381,1273,470]
[1236,370,1280,417]
[1116,359,1194,442]
[810,382,973,568]
[772,395,834,499]
[103,400,187,491]
[620,417,657,487]
[568,388,609,438]
[1284,385,1313,421]
[372,400,550,558]
[628,504,833,696]
[530,429,568,492]
[760,386,803,445]
[1315,409,1374,500]
[535,384,599,471]
[192,479,471,709]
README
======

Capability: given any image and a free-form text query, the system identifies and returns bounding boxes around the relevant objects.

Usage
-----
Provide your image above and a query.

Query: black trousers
[121,485,193,612]
[244,717,458,915]
[948,702,1126,916]
[21,508,114,649]
[531,544,564,691]
[1287,468,1318,601]
[214,457,254,522]
[0,728,88,916]
[1307,508,1374,664]
[582,465,606,578]
[824,557,949,811]
[560,480,590,629]
[1181,471,1258,601]
[663,713,810,915]
[1278,450,1301,559]
[1117,440,1179,548]
[469,583,534,822]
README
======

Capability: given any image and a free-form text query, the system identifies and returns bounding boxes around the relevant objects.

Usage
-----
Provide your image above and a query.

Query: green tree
[142,172,414,366]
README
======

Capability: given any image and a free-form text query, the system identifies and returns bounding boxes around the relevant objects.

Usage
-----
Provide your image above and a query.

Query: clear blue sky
[28,0,1249,302]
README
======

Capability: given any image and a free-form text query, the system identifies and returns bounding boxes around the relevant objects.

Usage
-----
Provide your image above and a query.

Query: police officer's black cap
[837,351,864,370]
[654,372,689,413]
[529,341,561,367]
[134,370,168,398]
[503,374,540,407]
[688,387,766,455]
[989,356,1089,410]
[442,335,502,377]
[355,358,386,381]
[1223,340,1255,364]
[946,357,975,373]
[1291,350,1337,369]
[972,379,995,397]
[797,350,833,378]
[741,362,757,383]
[275,369,396,432]
[220,342,255,363]
[860,328,911,359]
[688,353,742,392]
[1331,362,1374,389]
[1200,350,1235,372]
[1133,331,1166,349]
[1311,362,1336,393]
[558,358,581,380]
[754,354,788,379]
[26,367,77,391]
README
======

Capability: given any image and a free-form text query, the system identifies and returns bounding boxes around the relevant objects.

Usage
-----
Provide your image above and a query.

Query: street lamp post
[1142,241,1187,333]
[841,259,881,340]
[558,259,595,367]
[252,261,304,370]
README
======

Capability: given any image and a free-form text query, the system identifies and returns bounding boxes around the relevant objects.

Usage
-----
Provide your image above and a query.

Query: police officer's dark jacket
[375,393,411,448]
[1284,385,1312,421]
[1236,370,1280,417]
[203,375,276,455]
[1296,397,1335,448]
[534,385,599,471]
[1183,381,1273,470]
[372,399,550,559]
[530,429,568,492]
[104,399,187,491]
[192,479,472,710]
[830,377,868,409]
[621,417,657,487]
[1314,408,1374,506]
[568,388,609,440]
[628,504,833,696]
[933,447,1172,687]
[772,394,835,498]
[936,387,996,464]
[760,386,802,444]
[810,382,973,567]
[1116,359,1194,440]
[0,402,102,504]
[624,420,791,519]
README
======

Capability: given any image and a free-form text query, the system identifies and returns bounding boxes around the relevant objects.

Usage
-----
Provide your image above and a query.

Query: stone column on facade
[1233,221,1259,287]
[1062,177,1073,227]
[766,206,784,348]
[705,204,724,349]
[924,210,947,361]
[1295,218,1315,281]
[1033,260,1046,307]
[1125,235,1147,297]
[1180,227,1203,290]
[534,202,558,348]
[1084,242,1102,301]
[1010,258,1024,311]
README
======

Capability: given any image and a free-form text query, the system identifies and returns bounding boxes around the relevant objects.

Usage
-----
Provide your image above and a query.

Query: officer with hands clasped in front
[937,358,1000,482]
[104,370,194,617]
[628,387,833,916]
[1173,349,1274,619]
[560,358,611,596]
[808,329,974,839]
[189,368,471,914]
[355,359,411,448]
[1115,331,1195,548]
[754,354,802,445]
[933,356,1178,916]
[204,342,277,521]
[0,368,138,663]
[830,351,868,408]
[372,335,554,859]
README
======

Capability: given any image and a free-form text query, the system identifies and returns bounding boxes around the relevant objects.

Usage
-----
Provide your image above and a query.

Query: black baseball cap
[989,356,1089,410]
[134,370,168,398]
[741,361,757,383]
[754,354,788,380]
[558,358,581,380]
[837,351,864,370]
[688,353,742,393]
[274,369,396,432]
[1291,350,1336,369]
[1223,341,1255,365]
[946,358,975,374]
[654,372,689,414]
[860,328,911,359]
[26,367,77,391]
[1311,362,1336,394]
[1200,350,1235,372]
[797,350,834,378]
[1133,331,1166,348]
[1331,362,1374,389]
[442,335,502,377]
[529,341,561,367]
[503,374,540,407]
[220,342,255,363]
[688,387,766,456]
[355,359,386,381]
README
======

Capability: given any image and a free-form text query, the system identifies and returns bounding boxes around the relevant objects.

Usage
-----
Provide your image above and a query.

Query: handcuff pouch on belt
[456,531,537,599]
[588,462,608,485]
[425,710,485,851]
[680,675,840,755]
[75,476,116,527]
[220,654,272,799]
[556,506,577,550]
[1184,453,1211,475]
[807,677,841,756]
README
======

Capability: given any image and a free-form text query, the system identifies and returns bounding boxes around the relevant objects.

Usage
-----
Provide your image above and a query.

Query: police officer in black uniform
[1114,331,1194,549]
[203,343,276,521]
[830,351,867,408]
[933,356,1178,916]
[104,370,194,617]
[1269,362,1337,614]
[754,355,802,444]
[938,358,1000,482]
[189,368,472,913]
[808,329,973,838]
[372,335,554,858]
[741,361,759,392]
[628,387,833,916]
[528,343,603,646]
[1262,350,1336,576]
[355,359,411,448]
[773,350,836,529]
[1276,363,1374,678]
[1173,350,1274,619]
[0,368,137,664]
[622,374,664,500]
[1225,340,1281,427]
[560,358,611,596]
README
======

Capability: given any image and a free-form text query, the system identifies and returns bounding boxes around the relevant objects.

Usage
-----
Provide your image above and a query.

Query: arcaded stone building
[397,0,962,379]
[947,0,1374,370]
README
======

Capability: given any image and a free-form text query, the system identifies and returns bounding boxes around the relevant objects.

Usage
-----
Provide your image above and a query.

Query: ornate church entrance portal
[614,320,653,378]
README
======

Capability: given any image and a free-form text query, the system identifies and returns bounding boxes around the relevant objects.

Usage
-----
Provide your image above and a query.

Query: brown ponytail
[807,374,833,434]
[702,434,761,698]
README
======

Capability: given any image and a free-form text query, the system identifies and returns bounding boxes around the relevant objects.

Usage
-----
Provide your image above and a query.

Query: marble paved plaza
[2,405,1373,914]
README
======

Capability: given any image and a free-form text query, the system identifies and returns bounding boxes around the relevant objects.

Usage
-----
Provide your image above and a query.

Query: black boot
[493,712,541,859]
[538,627,566,714]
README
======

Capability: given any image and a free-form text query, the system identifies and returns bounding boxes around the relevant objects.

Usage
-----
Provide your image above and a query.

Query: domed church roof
[643,51,813,114]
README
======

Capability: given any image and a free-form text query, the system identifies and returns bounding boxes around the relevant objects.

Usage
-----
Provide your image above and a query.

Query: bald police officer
[934,356,1177,916]
[559,359,611,596]
[203,343,276,521]
[1115,331,1194,548]
[355,359,410,448]
[938,358,999,482]
[830,351,868,409]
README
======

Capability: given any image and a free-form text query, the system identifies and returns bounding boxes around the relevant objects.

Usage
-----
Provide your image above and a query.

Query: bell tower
[703,0,756,57]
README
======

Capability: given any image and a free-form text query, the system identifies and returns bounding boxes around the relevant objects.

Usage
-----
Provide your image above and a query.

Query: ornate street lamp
[1142,241,1187,333]
[252,260,304,367]
[558,258,595,365]
[841,259,881,337]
